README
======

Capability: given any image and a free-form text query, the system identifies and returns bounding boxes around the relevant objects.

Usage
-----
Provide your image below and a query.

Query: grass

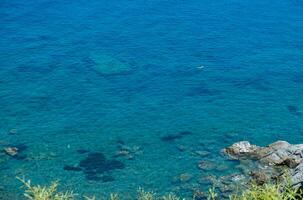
[16,176,303,200]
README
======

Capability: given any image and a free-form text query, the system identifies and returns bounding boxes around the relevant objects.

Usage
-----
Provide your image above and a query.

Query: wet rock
[8,129,18,135]
[223,141,259,159]
[114,150,131,158]
[4,147,18,157]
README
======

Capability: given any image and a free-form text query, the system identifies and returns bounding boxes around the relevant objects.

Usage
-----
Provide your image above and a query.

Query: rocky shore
[223,140,303,188]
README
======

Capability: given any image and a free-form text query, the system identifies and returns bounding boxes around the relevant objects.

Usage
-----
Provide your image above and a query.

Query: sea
[0,0,303,199]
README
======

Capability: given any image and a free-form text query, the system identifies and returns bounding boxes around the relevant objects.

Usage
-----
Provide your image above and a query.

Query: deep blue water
[1,0,303,198]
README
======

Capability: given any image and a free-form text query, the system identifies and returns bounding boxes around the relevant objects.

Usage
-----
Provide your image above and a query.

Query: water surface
[1,0,303,198]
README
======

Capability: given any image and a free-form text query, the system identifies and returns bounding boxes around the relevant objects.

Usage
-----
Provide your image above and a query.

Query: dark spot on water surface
[161,134,183,142]
[287,105,302,116]
[179,131,193,136]
[231,77,270,91]
[291,74,303,83]
[78,152,124,182]
[116,138,126,145]
[161,131,193,142]
[186,85,220,97]
[64,165,82,171]
[101,175,115,182]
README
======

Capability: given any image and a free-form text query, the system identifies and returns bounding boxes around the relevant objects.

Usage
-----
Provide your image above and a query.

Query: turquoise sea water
[1,0,303,198]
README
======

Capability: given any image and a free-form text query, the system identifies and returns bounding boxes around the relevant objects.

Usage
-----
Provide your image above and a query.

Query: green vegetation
[229,182,302,200]
[17,177,75,200]
[16,177,303,200]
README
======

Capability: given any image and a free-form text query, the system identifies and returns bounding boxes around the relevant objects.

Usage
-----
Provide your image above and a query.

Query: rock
[224,140,303,166]
[249,171,268,185]
[224,140,303,189]
[193,190,206,200]
[223,141,260,159]
[216,164,229,172]
[198,175,217,185]
[4,147,18,156]
[8,129,18,135]
[198,160,215,171]
[115,145,142,159]
[277,157,300,168]
[178,173,192,183]
[194,150,210,157]
[291,162,303,187]
[176,145,188,152]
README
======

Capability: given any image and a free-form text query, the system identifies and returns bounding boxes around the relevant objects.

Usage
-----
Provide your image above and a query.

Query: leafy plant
[137,188,156,200]
[17,177,75,200]
[229,181,303,200]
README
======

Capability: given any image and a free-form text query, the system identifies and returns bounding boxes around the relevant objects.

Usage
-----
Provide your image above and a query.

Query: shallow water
[1,0,303,198]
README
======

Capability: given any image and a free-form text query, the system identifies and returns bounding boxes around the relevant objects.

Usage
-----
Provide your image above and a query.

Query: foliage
[17,176,303,200]
[207,187,218,200]
[137,188,156,200]
[229,181,303,200]
[161,193,181,200]
[17,177,75,200]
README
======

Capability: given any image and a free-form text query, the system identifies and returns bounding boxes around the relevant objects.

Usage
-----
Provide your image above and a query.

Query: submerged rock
[8,129,18,135]
[115,144,142,160]
[174,173,193,183]
[287,105,302,116]
[63,165,82,172]
[198,160,216,171]
[90,54,133,76]
[161,131,193,142]
[76,149,89,154]
[79,152,125,181]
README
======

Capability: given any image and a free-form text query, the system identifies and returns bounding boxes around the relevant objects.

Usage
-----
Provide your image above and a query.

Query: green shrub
[229,181,302,200]
[17,177,75,200]
[17,176,303,200]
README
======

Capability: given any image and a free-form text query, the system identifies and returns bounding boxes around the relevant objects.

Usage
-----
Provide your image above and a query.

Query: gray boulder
[224,140,303,188]
[224,141,303,166]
